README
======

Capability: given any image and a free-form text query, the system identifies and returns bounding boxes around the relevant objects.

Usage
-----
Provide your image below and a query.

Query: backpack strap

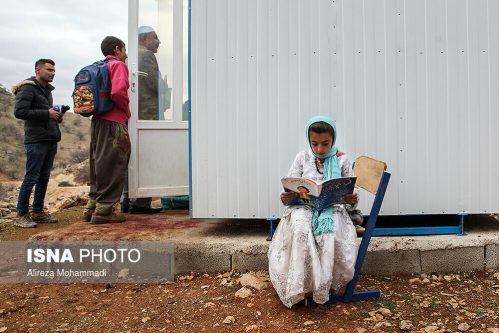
[336,150,345,157]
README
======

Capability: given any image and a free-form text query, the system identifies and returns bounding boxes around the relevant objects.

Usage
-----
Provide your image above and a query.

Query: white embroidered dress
[268,150,357,308]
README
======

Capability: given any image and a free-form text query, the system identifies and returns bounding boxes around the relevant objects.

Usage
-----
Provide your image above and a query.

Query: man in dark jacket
[12,58,64,228]
[120,26,163,214]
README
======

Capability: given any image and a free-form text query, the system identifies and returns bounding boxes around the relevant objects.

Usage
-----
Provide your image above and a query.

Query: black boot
[129,206,162,214]
[121,198,130,213]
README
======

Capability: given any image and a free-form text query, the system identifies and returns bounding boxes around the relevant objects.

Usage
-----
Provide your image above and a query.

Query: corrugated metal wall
[191,0,499,218]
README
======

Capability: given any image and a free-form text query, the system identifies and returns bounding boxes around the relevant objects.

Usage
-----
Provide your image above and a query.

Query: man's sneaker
[31,211,58,223]
[83,209,95,222]
[90,212,126,225]
[14,214,37,228]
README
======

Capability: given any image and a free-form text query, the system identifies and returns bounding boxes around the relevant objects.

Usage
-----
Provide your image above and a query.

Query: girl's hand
[343,192,358,205]
[281,191,297,205]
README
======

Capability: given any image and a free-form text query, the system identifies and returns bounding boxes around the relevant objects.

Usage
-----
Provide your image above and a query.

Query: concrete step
[32,210,499,275]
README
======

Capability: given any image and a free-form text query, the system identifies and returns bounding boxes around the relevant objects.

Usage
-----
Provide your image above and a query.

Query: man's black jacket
[12,77,61,144]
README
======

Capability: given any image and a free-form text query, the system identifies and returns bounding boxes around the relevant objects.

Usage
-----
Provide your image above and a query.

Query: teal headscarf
[306,116,341,236]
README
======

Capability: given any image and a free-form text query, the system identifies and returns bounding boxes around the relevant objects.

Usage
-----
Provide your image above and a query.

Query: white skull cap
[138,26,155,34]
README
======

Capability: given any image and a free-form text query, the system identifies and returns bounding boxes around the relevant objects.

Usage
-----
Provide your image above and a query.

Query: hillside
[0,83,91,180]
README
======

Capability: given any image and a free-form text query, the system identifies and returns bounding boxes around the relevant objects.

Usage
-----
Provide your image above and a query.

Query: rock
[141,317,150,323]
[487,328,499,333]
[399,320,413,331]
[422,278,431,283]
[223,316,235,324]
[235,287,253,299]
[378,308,392,316]
[220,278,233,287]
[444,275,453,281]
[245,324,258,332]
[200,285,210,289]
[304,321,315,326]
[43,185,88,213]
[203,302,215,308]
[409,278,420,284]
[0,327,6,333]
[356,328,367,333]
[424,326,439,332]
[458,323,471,331]
[240,272,268,291]
[118,268,129,279]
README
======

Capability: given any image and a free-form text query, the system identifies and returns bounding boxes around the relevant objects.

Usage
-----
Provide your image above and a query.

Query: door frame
[127,0,189,199]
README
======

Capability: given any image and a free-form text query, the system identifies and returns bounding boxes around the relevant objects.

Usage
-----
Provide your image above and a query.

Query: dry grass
[0,88,90,180]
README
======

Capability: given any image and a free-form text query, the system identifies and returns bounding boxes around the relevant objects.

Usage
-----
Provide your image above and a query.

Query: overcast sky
[0,1,128,108]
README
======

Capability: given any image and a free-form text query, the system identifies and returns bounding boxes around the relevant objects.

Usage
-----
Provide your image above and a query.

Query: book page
[311,176,357,211]
[280,177,321,197]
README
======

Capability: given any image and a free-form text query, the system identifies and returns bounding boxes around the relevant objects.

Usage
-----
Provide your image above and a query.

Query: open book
[281,176,357,211]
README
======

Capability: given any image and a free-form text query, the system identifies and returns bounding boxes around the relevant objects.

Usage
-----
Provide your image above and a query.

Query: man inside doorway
[121,26,166,214]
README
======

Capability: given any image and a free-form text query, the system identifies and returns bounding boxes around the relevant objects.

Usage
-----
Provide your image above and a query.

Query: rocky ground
[0,268,497,333]
[0,164,89,223]
[0,206,497,332]
[0,181,498,332]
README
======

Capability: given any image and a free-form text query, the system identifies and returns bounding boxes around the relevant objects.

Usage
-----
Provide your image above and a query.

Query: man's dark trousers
[17,142,57,215]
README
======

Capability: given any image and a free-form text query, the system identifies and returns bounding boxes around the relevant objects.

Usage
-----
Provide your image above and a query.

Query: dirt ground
[0,207,498,333]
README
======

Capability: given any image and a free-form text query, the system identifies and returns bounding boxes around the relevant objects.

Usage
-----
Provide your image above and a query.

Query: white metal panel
[191,0,499,218]
[136,130,189,196]
[446,0,469,213]
[489,0,499,213]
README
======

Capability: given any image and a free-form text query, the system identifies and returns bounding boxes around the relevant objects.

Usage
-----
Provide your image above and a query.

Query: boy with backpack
[82,36,131,224]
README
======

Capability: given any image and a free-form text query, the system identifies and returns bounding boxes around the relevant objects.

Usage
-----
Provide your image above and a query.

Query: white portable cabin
[127,0,499,219]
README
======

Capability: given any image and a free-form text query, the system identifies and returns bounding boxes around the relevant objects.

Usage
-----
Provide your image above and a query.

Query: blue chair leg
[307,172,391,306]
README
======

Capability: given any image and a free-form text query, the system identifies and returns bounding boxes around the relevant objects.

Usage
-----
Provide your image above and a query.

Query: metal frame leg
[457,211,467,236]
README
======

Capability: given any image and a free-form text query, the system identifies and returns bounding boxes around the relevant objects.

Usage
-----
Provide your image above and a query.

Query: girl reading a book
[268,115,359,308]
